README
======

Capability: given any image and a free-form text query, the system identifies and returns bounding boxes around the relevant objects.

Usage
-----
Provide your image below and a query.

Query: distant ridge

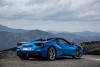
[73,31,100,36]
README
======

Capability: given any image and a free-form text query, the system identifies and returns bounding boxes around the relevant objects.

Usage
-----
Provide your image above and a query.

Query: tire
[19,55,29,60]
[47,47,56,61]
[73,47,82,59]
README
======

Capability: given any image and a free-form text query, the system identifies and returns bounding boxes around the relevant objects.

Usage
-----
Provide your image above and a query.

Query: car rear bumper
[17,51,42,58]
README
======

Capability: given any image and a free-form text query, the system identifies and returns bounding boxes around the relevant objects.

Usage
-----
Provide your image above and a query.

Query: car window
[57,39,70,45]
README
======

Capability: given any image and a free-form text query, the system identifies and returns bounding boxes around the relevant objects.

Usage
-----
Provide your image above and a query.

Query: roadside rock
[0,51,16,59]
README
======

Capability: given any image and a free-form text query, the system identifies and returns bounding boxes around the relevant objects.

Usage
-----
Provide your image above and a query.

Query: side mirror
[70,39,75,46]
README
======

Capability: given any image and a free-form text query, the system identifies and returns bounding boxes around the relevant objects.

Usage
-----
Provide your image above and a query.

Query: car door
[57,38,75,55]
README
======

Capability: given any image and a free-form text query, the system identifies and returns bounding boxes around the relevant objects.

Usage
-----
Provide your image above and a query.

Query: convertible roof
[34,37,65,41]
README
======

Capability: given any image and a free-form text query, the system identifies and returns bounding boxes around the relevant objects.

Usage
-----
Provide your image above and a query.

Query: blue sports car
[17,38,83,60]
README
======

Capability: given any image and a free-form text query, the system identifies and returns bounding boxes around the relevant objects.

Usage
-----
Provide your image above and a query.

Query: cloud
[0,0,100,21]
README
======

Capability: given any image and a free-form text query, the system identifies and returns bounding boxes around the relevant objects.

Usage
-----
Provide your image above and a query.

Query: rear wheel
[47,47,56,61]
[73,48,82,59]
[19,55,29,60]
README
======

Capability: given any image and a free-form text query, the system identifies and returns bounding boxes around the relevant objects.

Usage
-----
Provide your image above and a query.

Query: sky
[0,0,100,32]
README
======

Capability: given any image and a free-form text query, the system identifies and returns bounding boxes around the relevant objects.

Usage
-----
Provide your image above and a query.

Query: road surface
[0,55,100,67]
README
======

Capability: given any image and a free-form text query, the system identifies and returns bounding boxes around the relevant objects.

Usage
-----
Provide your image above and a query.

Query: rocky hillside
[0,47,16,59]
[81,41,100,55]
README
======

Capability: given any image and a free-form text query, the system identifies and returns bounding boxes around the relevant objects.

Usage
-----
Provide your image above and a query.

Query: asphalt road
[0,55,100,67]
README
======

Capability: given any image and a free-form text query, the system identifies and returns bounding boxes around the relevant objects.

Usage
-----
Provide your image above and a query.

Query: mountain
[24,30,56,40]
[55,32,88,43]
[56,32,100,43]
[0,31,29,50]
[73,31,100,36]
[47,31,61,34]
[0,24,27,33]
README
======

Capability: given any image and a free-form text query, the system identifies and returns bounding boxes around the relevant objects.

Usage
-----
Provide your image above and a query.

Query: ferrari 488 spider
[17,38,83,60]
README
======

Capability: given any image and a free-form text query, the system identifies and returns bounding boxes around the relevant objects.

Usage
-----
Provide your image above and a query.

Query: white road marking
[85,58,100,61]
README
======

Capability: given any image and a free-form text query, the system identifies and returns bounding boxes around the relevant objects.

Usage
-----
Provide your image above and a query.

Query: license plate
[23,48,32,51]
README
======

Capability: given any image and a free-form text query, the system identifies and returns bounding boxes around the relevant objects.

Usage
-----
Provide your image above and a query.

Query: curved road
[0,55,100,67]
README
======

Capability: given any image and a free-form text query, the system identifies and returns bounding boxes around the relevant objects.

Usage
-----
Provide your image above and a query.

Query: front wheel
[47,47,56,61]
[73,48,82,59]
